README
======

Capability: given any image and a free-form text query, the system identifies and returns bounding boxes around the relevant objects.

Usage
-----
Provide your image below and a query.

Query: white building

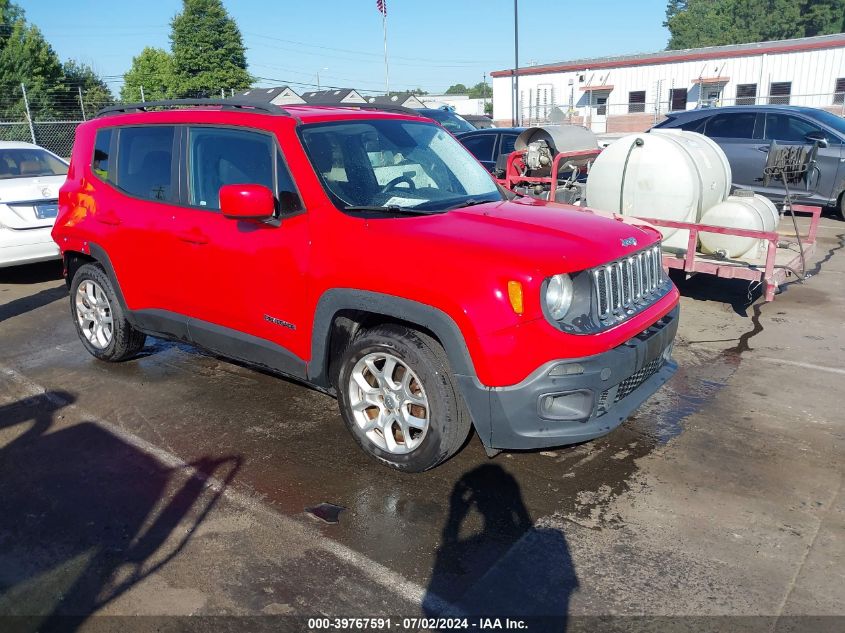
[491,33,845,132]
[421,95,490,115]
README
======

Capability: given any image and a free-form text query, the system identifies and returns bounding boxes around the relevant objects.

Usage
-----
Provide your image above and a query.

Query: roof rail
[95,98,290,118]
[300,102,421,116]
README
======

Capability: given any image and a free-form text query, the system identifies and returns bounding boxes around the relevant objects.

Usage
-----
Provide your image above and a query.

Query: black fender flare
[308,289,493,446]
[308,288,477,385]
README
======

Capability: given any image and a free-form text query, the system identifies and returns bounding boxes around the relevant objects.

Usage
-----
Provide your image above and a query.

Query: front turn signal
[507,281,524,315]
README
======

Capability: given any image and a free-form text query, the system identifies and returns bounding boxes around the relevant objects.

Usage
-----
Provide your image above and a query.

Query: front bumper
[458,305,679,450]
[0,226,60,268]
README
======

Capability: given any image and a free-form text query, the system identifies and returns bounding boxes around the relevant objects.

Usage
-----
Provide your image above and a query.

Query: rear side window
[92,129,112,181]
[461,135,495,162]
[705,112,756,139]
[116,126,176,202]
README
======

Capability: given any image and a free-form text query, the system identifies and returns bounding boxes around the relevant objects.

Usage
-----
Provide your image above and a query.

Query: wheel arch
[64,243,129,311]
[308,289,477,390]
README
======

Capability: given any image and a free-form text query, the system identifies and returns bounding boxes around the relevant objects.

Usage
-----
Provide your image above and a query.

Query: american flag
[376,0,387,16]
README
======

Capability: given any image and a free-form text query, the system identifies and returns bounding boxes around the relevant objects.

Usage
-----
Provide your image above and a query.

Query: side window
[461,135,495,162]
[188,127,273,209]
[500,134,518,156]
[116,126,176,202]
[705,112,756,139]
[92,128,112,182]
[276,151,303,214]
[764,114,831,144]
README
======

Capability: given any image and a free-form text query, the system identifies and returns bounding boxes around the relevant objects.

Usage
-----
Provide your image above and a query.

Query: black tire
[336,324,472,472]
[839,193,845,221]
[70,263,146,362]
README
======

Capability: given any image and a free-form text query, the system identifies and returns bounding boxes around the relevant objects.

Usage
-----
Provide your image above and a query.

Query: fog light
[538,389,593,421]
[662,342,674,362]
[549,362,584,377]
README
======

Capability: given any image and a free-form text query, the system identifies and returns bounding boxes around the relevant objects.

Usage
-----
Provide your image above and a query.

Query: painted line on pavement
[757,357,845,376]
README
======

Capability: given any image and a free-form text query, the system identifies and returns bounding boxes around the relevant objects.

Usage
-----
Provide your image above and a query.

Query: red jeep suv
[53,99,679,471]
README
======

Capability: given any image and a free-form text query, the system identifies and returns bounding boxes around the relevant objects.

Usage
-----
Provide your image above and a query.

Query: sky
[22,0,671,95]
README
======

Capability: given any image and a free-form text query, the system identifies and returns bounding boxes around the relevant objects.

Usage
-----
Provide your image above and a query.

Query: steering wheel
[379,175,416,193]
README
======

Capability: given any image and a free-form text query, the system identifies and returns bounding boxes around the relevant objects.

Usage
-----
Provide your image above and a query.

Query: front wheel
[70,263,146,361]
[336,324,471,472]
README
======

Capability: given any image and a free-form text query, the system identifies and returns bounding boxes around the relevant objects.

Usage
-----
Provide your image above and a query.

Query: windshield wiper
[445,198,493,210]
[342,205,436,216]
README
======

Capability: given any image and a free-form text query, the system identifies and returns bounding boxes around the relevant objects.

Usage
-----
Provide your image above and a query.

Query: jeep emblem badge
[621,237,638,247]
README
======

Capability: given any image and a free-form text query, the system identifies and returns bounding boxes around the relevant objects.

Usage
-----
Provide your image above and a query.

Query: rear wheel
[336,324,471,472]
[70,263,146,361]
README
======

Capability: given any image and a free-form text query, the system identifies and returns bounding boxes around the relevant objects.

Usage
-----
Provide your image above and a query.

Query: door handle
[96,210,122,226]
[756,145,770,153]
[177,229,209,245]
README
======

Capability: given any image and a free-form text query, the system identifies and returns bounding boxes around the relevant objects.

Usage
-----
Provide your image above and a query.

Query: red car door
[173,126,311,362]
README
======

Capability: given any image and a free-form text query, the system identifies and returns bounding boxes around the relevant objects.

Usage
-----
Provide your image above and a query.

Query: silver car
[653,105,845,219]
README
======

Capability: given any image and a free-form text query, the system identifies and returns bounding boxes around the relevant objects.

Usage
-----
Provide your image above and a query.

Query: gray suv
[653,105,845,218]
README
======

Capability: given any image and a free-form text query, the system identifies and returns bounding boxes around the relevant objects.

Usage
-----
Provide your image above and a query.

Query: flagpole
[382,9,390,94]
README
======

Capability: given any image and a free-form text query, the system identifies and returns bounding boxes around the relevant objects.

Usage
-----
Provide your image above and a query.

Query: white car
[0,141,68,268]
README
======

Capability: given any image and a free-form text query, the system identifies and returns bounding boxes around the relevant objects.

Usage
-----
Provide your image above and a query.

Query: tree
[665,0,845,49]
[445,83,468,95]
[0,5,64,120]
[121,47,174,101]
[169,0,251,97]
[63,60,114,115]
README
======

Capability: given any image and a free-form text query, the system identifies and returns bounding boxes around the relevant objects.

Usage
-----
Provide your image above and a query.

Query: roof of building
[300,88,366,103]
[491,33,845,78]
[236,86,297,102]
[366,93,426,107]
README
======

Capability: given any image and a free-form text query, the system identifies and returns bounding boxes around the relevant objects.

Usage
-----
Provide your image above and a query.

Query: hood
[369,197,661,276]
[0,175,65,229]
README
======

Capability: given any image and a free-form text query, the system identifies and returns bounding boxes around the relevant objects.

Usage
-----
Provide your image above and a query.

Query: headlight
[545,274,574,320]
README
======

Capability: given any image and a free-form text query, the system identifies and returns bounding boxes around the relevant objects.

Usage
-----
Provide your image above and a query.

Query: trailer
[496,136,822,302]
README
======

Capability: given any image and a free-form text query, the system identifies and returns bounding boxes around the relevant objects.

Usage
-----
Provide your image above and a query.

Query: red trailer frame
[635,205,821,301]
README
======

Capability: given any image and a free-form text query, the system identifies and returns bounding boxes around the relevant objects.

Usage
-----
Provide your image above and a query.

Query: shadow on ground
[0,391,241,631]
[423,464,577,630]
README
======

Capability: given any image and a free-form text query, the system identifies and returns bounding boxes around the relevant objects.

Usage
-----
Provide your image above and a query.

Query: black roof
[300,88,365,104]
[456,127,525,137]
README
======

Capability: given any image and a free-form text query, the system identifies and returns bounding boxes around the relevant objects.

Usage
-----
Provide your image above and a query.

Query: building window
[834,78,845,104]
[595,95,607,116]
[769,82,791,105]
[628,91,646,113]
[669,88,687,111]
[736,84,757,106]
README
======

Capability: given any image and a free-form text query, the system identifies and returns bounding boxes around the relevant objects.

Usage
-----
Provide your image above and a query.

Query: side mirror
[219,184,275,220]
[805,131,829,148]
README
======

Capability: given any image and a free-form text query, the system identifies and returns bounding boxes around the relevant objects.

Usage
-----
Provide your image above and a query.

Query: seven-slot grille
[593,245,664,321]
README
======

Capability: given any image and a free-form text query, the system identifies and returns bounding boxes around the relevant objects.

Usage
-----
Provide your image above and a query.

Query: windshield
[0,147,68,180]
[421,109,475,134]
[300,119,501,213]
[809,109,845,137]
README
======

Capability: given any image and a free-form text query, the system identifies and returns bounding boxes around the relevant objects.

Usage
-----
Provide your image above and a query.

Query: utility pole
[140,85,146,102]
[20,83,36,145]
[483,72,487,114]
[78,86,87,120]
[513,0,519,126]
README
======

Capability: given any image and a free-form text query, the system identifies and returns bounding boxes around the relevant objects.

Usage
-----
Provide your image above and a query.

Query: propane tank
[585,129,732,251]
[699,190,780,260]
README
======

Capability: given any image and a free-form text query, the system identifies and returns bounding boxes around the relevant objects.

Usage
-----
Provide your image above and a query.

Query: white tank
[699,190,780,260]
[585,129,732,251]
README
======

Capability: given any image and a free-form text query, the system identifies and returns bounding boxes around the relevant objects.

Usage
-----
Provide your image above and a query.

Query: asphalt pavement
[0,218,843,632]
